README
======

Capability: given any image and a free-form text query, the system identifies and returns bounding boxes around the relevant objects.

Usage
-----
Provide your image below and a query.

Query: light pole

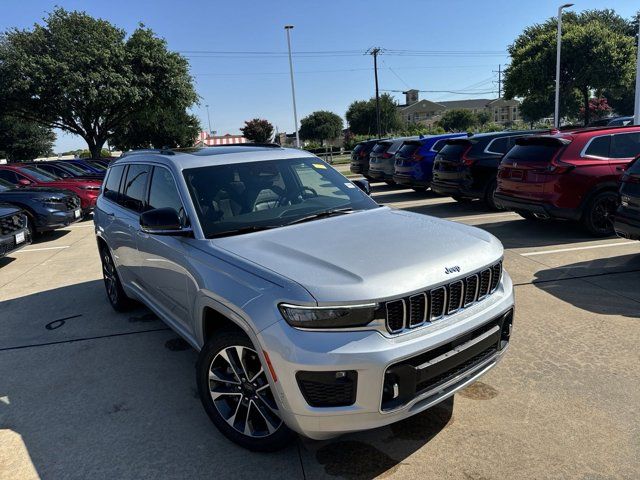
[554,3,574,129]
[284,25,300,148]
[634,16,640,125]
[205,104,213,136]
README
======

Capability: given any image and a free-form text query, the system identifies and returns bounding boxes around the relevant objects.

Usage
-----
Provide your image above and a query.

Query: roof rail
[120,149,175,157]
[208,142,282,148]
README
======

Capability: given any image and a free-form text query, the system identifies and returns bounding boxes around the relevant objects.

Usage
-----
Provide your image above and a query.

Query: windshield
[0,178,15,192]
[183,157,378,238]
[56,162,88,175]
[19,166,59,182]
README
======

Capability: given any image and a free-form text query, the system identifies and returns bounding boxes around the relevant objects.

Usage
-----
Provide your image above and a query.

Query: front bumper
[0,227,31,257]
[493,194,581,221]
[36,207,83,232]
[258,271,514,440]
[613,210,640,240]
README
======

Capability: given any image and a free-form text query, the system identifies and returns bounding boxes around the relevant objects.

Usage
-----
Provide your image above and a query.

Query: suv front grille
[383,261,503,334]
[0,213,26,236]
[65,196,80,211]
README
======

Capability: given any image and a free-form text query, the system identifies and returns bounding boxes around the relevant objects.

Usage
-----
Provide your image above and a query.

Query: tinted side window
[431,139,447,152]
[486,137,510,154]
[103,165,125,203]
[120,164,150,212]
[148,167,183,213]
[584,136,611,158]
[0,170,19,184]
[610,133,640,159]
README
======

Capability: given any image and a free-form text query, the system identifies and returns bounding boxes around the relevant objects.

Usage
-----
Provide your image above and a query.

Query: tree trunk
[86,136,106,159]
[583,89,590,127]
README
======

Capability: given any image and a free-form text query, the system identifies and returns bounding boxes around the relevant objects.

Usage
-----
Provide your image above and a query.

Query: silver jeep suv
[94,146,514,451]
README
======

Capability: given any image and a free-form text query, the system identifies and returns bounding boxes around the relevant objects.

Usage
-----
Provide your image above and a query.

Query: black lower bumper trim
[493,194,581,221]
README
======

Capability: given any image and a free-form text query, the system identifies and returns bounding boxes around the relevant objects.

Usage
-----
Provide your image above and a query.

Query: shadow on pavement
[404,198,492,219]
[32,228,70,244]
[300,397,454,480]
[532,253,640,318]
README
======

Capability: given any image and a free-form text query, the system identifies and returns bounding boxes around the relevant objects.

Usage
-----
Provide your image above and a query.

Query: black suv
[350,139,384,179]
[431,130,545,209]
[0,202,30,257]
[614,156,640,240]
[0,178,82,236]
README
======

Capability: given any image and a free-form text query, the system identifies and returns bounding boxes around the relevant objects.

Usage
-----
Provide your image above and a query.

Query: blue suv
[393,133,468,191]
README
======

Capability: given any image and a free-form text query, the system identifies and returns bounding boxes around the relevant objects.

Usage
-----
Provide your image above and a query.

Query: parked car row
[0,158,112,258]
[352,125,640,237]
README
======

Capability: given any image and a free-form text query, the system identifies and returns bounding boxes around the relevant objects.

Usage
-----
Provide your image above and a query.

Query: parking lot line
[446,212,517,222]
[520,241,637,257]
[14,245,70,253]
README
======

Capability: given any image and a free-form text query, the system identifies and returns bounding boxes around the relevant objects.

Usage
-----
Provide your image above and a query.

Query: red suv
[495,126,640,236]
[0,164,102,215]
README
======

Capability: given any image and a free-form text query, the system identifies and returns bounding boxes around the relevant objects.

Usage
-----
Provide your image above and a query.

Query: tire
[100,245,134,311]
[196,330,295,452]
[582,190,619,237]
[484,180,503,211]
[452,195,472,203]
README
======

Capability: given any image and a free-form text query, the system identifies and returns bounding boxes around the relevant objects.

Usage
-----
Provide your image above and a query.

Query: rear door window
[119,164,151,212]
[103,165,125,203]
[431,139,448,152]
[485,137,510,155]
[610,133,640,158]
[0,169,20,184]
[583,136,611,158]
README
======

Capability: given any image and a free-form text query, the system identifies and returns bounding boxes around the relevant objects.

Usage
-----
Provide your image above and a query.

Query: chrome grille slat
[383,261,503,335]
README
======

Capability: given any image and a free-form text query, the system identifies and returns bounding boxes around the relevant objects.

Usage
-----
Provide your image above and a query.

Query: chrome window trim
[484,135,525,156]
[580,134,612,160]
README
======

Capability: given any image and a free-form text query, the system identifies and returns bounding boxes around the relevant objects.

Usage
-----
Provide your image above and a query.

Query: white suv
[94,145,514,451]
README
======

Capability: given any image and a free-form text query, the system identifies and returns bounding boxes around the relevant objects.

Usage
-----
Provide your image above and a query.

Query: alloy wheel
[102,251,118,304]
[208,345,282,438]
[590,195,617,234]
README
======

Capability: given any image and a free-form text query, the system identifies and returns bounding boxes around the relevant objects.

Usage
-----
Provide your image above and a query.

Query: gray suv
[94,145,514,451]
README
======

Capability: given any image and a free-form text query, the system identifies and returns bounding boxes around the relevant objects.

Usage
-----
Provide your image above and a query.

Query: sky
[1,0,639,153]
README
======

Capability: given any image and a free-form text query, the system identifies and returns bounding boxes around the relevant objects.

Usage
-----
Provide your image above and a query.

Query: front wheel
[582,191,618,237]
[196,331,295,452]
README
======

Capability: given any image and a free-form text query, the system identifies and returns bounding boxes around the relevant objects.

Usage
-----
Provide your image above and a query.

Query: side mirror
[352,178,371,195]
[18,179,32,186]
[140,207,191,236]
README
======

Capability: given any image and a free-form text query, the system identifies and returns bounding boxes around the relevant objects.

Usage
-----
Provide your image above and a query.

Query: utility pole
[634,15,640,126]
[367,47,382,138]
[493,64,502,98]
[205,104,212,136]
[284,25,300,148]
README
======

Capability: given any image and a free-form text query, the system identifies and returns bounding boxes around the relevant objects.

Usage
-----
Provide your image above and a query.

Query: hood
[0,202,21,217]
[212,207,503,303]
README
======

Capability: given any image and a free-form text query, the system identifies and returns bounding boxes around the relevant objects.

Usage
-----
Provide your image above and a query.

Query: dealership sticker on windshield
[345,182,356,188]
[312,163,326,169]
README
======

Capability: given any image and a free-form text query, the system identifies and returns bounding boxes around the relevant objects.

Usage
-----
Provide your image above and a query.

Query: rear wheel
[582,190,618,237]
[196,330,295,452]
[100,246,134,311]
[484,180,503,211]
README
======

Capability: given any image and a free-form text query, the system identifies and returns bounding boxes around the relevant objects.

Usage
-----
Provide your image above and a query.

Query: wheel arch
[578,181,619,220]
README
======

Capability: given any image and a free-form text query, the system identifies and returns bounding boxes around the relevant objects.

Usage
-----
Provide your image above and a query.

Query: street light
[205,104,212,136]
[284,25,300,148]
[554,3,574,129]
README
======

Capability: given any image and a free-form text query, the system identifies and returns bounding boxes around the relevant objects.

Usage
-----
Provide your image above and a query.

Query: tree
[579,97,613,122]
[0,115,55,161]
[436,109,478,132]
[240,118,274,143]
[299,111,343,145]
[504,9,636,125]
[476,111,491,126]
[110,107,200,151]
[346,94,402,136]
[0,8,198,158]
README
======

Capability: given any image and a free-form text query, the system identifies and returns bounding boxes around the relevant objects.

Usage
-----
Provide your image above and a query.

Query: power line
[382,89,497,95]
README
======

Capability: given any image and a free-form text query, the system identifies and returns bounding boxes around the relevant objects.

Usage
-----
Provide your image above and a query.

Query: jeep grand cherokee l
[0,202,30,257]
[431,130,545,209]
[94,145,514,451]
[495,126,640,236]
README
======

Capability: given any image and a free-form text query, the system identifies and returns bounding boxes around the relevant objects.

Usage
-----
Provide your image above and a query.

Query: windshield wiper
[285,207,356,226]
[207,225,278,239]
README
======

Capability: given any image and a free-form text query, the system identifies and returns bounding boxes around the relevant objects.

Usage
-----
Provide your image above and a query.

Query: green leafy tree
[476,111,491,126]
[436,109,478,132]
[78,149,112,158]
[240,118,274,143]
[299,111,343,145]
[346,94,402,136]
[504,9,636,125]
[110,107,200,151]
[0,8,198,158]
[0,115,55,161]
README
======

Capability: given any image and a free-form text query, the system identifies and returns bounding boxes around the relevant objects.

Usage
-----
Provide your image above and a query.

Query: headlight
[36,197,64,205]
[279,303,381,329]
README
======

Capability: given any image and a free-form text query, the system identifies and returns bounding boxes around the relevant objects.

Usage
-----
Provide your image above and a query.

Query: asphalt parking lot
[1,181,639,480]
